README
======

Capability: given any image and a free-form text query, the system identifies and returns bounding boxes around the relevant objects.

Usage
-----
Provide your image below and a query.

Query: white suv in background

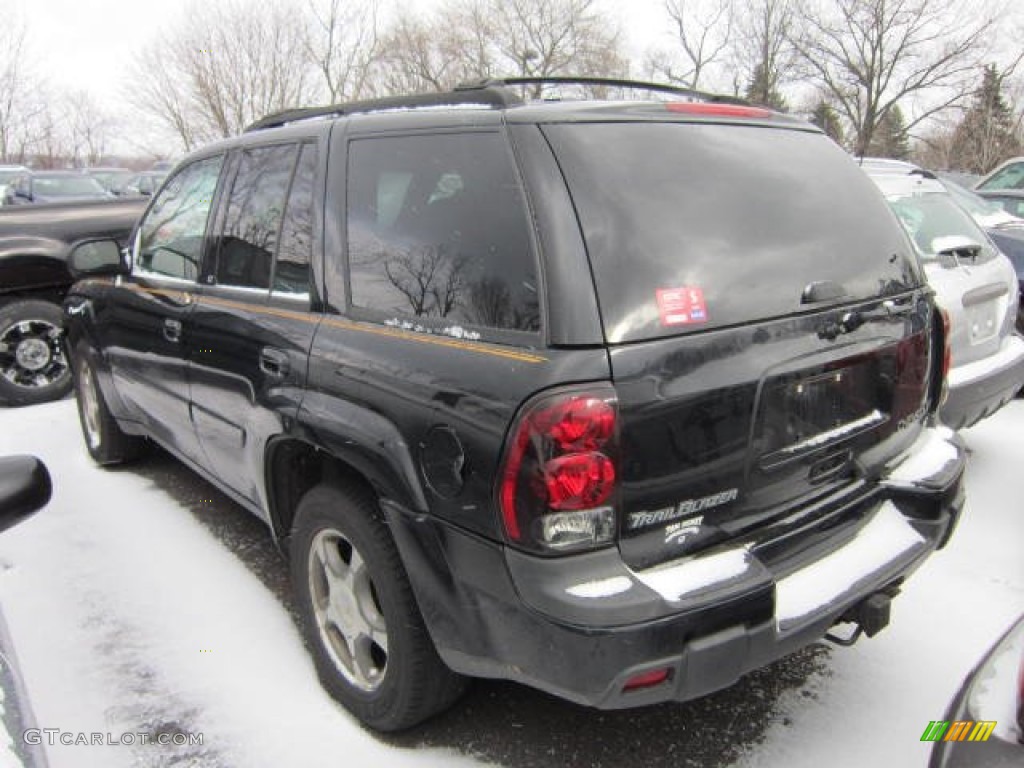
[865,167,1024,428]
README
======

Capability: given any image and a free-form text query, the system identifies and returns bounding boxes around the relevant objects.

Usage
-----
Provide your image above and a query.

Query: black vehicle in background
[64,78,966,732]
[0,197,146,405]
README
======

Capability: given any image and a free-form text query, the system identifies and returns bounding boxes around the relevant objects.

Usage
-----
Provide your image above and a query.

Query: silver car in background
[865,169,1024,429]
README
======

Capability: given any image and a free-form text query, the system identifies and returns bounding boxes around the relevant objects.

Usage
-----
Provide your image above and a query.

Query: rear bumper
[942,334,1024,429]
[387,425,966,709]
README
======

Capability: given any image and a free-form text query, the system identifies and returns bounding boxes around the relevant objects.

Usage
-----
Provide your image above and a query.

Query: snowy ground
[0,398,1020,768]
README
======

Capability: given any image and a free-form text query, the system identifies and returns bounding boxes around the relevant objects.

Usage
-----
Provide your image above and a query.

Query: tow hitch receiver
[825,593,892,647]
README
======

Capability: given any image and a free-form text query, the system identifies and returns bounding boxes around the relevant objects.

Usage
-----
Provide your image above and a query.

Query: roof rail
[455,76,750,105]
[245,87,521,132]
[245,75,750,133]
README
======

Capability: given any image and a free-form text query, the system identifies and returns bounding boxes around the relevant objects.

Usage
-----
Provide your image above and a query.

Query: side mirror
[0,456,51,534]
[68,238,130,278]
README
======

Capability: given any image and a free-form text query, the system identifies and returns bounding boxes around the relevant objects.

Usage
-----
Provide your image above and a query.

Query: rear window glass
[543,123,919,342]
[885,190,997,265]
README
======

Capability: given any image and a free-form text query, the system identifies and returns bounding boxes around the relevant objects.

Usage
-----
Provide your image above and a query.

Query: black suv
[63,78,966,731]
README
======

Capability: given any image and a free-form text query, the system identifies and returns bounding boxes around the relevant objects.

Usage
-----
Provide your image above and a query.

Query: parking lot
[0,397,1020,767]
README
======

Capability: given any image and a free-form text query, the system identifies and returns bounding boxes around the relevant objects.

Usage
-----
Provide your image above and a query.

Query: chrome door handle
[259,347,290,378]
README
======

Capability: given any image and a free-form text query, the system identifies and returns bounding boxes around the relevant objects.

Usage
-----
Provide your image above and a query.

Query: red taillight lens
[544,453,615,510]
[535,397,615,452]
[499,387,619,553]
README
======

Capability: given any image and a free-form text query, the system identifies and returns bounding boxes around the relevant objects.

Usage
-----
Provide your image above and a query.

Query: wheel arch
[264,435,421,545]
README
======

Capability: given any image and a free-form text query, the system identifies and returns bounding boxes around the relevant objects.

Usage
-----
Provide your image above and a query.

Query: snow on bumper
[773,501,926,632]
[395,426,966,709]
[510,426,966,631]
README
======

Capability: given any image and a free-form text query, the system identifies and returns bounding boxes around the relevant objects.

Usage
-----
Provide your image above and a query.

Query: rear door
[543,120,935,570]
[102,154,224,462]
[187,140,322,506]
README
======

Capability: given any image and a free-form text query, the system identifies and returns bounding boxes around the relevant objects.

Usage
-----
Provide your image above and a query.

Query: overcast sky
[9,0,1023,157]
[13,0,666,107]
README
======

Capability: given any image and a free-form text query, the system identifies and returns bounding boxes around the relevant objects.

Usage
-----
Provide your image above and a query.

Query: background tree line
[2,0,1022,174]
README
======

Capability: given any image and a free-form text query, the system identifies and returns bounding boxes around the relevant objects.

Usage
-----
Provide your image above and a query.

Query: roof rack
[455,76,750,105]
[245,87,521,132]
[245,75,750,132]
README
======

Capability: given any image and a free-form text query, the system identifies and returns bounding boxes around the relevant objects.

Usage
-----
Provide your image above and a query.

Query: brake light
[665,102,772,118]
[499,386,619,553]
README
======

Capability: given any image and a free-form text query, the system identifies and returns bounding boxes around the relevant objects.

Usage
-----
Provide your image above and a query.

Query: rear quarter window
[543,123,920,343]
[345,131,541,335]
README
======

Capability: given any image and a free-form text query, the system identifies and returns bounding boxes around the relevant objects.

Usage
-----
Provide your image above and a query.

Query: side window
[346,132,540,333]
[216,144,297,290]
[136,155,223,280]
[984,164,1024,191]
[273,143,317,296]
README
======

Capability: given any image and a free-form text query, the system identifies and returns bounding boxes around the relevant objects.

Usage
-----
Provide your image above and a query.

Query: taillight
[498,385,619,553]
[938,308,952,406]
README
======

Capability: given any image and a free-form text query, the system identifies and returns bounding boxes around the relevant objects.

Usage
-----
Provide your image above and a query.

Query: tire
[290,482,466,731]
[0,299,72,406]
[72,343,146,465]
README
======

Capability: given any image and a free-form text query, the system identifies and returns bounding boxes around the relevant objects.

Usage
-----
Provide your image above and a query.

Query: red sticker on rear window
[656,287,708,326]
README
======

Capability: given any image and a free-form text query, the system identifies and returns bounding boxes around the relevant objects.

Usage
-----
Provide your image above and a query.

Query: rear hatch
[543,118,935,570]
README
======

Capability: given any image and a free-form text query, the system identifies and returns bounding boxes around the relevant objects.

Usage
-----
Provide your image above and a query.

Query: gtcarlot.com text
[24,729,204,747]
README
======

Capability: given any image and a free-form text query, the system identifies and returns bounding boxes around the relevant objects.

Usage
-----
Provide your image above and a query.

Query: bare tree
[487,0,627,89]
[306,0,383,103]
[65,91,114,166]
[646,0,734,91]
[0,14,45,163]
[789,0,999,156]
[730,0,796,109]
[128,0,315,148]
[375,9,492,94]
[131,45,202,151]
[383,246,467,317]
[376,0,625,95]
